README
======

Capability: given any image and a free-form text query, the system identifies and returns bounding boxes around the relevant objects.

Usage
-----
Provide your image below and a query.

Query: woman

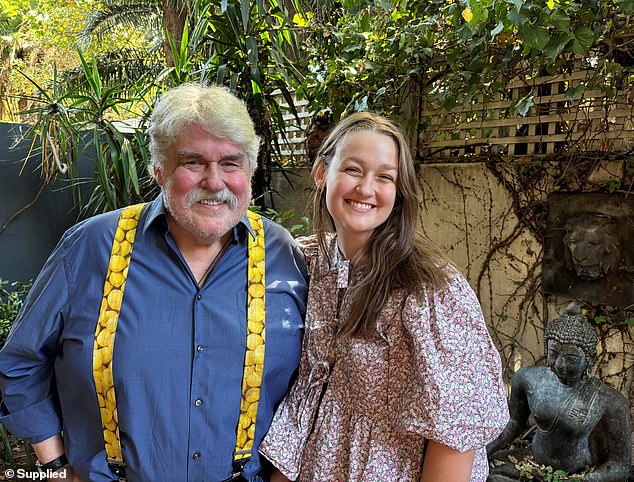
[259,112,509,481]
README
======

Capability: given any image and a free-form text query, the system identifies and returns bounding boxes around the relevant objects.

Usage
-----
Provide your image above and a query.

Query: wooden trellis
[420,69,634,159]
[275,95,311,164]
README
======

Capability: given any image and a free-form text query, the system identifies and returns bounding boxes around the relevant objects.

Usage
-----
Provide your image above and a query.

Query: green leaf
[513,94,534,116]
[377,0,391,12]
[124,140,140,196]
[507,6,528,26]
[546,0,555,9]
[292,12,309,27]
[565,84,585,100]
[625,318,634,327]
[570,26,594,55]
[360,13,371,31]
[241,0,250,33]
[607,180,621,193]
[490,21,504,39]
[620,0,634,15]
[246,35,259,71]
[549,9,570,31]
[508,0,524,12]
[543,31,572,59]
[522,25,550,50]
[594,315,608,324]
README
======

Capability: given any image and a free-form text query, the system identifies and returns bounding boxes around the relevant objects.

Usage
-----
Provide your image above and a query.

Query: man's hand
[32,434,82,481]
[52,465,83,482]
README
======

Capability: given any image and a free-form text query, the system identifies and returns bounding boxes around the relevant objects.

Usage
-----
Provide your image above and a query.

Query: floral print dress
[259,235,509,481]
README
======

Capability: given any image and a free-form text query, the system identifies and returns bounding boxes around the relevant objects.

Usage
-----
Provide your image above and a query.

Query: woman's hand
[420,440,475,482]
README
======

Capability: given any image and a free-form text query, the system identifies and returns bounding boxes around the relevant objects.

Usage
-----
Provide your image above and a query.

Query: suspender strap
[93,203,145,480]
[232,210,266,467]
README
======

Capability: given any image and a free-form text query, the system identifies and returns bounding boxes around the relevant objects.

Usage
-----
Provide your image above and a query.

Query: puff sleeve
[399,272,509,452]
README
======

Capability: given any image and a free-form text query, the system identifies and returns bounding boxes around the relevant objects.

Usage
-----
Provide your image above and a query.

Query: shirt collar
[143,193,256,239]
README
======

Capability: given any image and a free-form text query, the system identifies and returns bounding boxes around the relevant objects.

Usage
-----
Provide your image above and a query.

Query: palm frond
[80,0,163,46]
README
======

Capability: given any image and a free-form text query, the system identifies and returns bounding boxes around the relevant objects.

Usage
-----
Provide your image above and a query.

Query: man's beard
[162,180,250,245]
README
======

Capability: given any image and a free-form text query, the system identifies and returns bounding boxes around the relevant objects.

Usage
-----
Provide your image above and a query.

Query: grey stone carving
[543,192,634,307]
[562,213,620,281]
[487,304,631,482]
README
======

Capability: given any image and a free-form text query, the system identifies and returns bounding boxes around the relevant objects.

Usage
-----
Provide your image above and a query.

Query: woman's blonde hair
[312,112,451,338]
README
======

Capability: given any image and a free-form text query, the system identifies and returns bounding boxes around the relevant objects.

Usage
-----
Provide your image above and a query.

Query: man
[0,83,308,481]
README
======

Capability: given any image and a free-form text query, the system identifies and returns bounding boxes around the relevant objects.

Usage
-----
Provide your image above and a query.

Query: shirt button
[196,345,204,353]
[195,399,203,407]
[196,294,202,301]
[192,452,200,460]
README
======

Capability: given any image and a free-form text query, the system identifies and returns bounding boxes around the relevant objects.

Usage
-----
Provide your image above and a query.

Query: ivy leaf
[565,84,585,100]
[544,31,573,59]
[491,21,504,39]
[522,25,550,50]
[625,318,634,327]
[549,9,571,32]
[570,27,594,55]
[512,94,534,116]
[507,6,528,26]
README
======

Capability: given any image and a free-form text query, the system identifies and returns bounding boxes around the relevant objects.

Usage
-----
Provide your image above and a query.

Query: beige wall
[417,161,633,393]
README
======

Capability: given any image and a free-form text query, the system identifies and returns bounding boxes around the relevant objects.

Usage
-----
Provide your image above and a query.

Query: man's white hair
[147,83,260,176]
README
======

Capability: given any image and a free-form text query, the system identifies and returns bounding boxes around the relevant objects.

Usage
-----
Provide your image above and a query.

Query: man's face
[155,124,251,245]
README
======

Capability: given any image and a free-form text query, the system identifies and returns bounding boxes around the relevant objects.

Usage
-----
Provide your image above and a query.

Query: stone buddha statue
[487,304,631,482]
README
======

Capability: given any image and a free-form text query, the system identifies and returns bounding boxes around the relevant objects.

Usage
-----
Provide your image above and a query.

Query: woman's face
[316,130,399,247]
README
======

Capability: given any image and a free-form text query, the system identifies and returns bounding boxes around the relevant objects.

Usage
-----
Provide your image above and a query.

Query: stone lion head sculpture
[562,213,620,281]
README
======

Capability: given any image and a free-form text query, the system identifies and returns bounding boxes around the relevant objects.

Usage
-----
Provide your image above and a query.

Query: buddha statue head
[543,304,598,385]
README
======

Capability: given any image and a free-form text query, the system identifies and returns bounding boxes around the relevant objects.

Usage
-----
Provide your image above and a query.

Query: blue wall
[0,122,83,283]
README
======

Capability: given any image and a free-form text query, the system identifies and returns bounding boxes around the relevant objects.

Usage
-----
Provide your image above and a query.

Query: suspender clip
[221,458,250,481]
[107,458,127,482]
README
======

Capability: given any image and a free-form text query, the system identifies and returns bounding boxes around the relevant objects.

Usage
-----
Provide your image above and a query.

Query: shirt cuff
[0,394,62,443]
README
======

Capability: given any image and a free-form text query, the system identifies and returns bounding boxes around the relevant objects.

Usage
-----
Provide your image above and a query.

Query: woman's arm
[270,469,292,482]
[420,440,475,482]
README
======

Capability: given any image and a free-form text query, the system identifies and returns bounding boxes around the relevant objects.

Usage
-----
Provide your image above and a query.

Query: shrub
[0,279,32,348]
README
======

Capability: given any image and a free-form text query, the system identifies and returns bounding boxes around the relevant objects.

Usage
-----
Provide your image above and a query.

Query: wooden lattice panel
[274,94,311,164]
[421,69,634,159]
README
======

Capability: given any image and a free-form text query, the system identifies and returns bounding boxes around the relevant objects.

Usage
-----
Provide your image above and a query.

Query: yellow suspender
[93,203,145,471]
[234,210,266,462]
[93,206,266,473]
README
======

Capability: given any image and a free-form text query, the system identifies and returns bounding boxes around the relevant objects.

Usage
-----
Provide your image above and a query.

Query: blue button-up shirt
[0,196,307,481]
